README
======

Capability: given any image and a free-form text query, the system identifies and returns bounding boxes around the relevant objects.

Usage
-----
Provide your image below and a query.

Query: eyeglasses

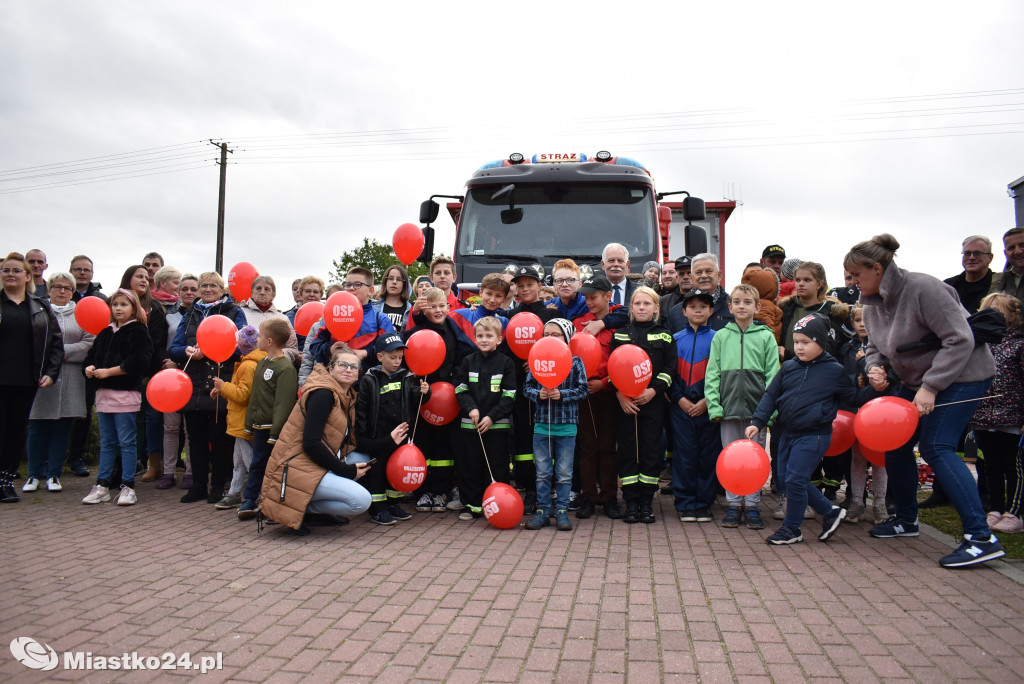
[542,332,566,339]
[330,361,359,371]
[962,251,991,258]
[553,278,578,286]
[71,267,92,273]
[50,284,73,292]
[199,283,221,290]
[1,268,25,275]
[343,281,369,290]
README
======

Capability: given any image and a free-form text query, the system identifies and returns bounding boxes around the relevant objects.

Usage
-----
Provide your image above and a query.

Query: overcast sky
[2,1,1022,308]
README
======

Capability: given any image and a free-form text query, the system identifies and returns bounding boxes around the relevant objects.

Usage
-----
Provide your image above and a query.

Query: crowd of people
[2,228,1022,568]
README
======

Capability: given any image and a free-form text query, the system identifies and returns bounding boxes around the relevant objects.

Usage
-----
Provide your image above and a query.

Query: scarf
[152,290,178,304]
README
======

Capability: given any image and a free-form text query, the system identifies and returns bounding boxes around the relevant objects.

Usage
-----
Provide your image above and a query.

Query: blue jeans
[145,404,163,455]
[778,432,834,532]
[534,431,575,515]
[242,429,272,502]
[306,471,372,516]
[27,418,74,479]
[887,380,992,537]
[97,412,138,486]
[670,407,721,511]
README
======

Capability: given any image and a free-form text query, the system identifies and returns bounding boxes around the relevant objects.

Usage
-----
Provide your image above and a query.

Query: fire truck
[417,151,735,289]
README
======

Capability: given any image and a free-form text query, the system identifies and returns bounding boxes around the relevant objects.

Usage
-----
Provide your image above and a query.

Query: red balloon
[569,332,602,378]
[716,440,771,497]
[858,443,887,467]
[420,382,459,426]
[483,482,524,529]
[386,444,427,492]
[393,223,426,266]
[146,369,193,413]
[826,410,857,457]
[74,296,110,335]
[528,336,572,389]
[324,291,363,342]
[507,312,543,359]
[227,262,258,302]
[608,344,652,398]
[405,329,446,376]
[854,396,919,452]
[196,314,238,363]
[294,301,324,337]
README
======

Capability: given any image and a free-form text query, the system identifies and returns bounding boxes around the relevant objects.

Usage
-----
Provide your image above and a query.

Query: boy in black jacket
[453,317,517,520]
[354,334,429,525]
[746,314,877,546]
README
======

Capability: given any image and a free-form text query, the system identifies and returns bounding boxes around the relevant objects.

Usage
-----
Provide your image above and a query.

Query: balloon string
[477,429,496,483]
[410,390,424,444]
[215,362,221,423]
[635,412,639,465]
[586,396,597,439]
[548,397,553,497]
[181,348,196,373]
[933,394,1003,409]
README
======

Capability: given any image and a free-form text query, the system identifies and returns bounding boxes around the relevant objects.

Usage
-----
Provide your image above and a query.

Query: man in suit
[601,243,636,307]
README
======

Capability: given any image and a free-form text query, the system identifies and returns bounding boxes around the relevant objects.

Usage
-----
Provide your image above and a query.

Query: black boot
[919,480,949,509]
[0,471,19,503]
[623,499,639,524]
[639,498,655,524]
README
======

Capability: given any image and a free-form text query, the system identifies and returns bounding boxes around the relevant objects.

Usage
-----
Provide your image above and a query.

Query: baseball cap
[513,265,541,282]
[674,256,692,270]
[579,274,613,294]
[378,334,407,353]
[762,244,786,259]
[682,289,715,308]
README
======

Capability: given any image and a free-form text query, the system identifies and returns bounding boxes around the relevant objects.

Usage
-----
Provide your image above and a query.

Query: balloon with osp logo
[507,312,543,359]
[716,440,770,496]
[227,262,258,303]
[146,369,192,413]
[420,381,459,426]
[825,410,857,457]
[607,344,652,398]
[196,314,239,363]
[293,301,325,337]
[392,223,426,266]
[405,329,446,376]
[528,336,572,389]
[569,332,602,378]
[386,443,427,492]
[854,396,919,452]
[74,296,110,335]
[324,291,363,342]
[483,482,524,529]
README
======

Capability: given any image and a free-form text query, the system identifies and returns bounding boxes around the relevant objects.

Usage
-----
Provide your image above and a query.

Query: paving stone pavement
[3,476,1024,682]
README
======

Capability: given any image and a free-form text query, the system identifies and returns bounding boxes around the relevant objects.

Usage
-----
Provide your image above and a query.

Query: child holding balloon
[454,317,518,521]
[746,313,876,545]
[82,289,153,506]
[609,286,677,524]
[522,318,589,531]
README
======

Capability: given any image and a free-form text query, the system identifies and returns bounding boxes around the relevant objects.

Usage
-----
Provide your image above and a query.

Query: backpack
[895,307,1007,353]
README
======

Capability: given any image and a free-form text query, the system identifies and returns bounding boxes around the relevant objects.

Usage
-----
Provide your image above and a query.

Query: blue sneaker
[869,516,919,538]
[237,499,259,520]
[370,510,396,526]
[388,505,412,521]
[766,527,803,545]
[819,505,846,541]
[745,509,765,530]
[555,510,573,531]
[525,510,550,530]
[939,534,1006,568]
[721,508,741,528]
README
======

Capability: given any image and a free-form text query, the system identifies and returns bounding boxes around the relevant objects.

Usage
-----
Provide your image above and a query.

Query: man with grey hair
[601,242,636,307]
[944,235,994,313]
[989,227,1024,302]
[665,252,734,333]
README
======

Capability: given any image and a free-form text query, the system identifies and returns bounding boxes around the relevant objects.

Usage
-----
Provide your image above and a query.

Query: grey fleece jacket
[863,265,994,394]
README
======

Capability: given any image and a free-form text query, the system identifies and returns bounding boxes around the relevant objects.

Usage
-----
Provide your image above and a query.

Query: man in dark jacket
[945,235,994,313]
[989,227,1024,302]
[69,255,106,302]
[666,254,734,333]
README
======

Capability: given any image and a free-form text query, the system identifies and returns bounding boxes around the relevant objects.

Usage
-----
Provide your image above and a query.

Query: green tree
[329,237,432,289]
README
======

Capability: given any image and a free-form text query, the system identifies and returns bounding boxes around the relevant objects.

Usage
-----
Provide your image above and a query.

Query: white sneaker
[773,497,785,520]
[116,485,137,506]
[22,477,40,492]
[82,485,111,504]
[804,505,815,519]
[415,493,433,512]
[46,477,62,492]
[446,487,464,511]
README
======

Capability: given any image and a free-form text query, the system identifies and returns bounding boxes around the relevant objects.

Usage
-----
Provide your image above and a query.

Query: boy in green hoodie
[705,283,781,529]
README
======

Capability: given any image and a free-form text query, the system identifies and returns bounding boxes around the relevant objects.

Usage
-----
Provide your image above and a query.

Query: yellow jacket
[220,349,267,439]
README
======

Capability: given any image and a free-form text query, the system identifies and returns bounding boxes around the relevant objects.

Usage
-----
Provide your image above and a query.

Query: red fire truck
[418,151,735,288]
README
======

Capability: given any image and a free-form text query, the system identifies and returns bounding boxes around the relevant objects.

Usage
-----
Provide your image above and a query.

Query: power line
[0,140,209,176]
[0,162,213,195]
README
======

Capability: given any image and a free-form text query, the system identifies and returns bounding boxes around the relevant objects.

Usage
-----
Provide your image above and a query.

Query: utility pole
[209,140,234,273]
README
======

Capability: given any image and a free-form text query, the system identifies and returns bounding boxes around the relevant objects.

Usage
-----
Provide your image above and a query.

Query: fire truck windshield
[457,183,656,261]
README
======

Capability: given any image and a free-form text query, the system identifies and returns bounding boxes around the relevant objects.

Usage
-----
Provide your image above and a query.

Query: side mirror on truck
[685,224,708,256]
[682,196,706,222]
[419,199,440,225]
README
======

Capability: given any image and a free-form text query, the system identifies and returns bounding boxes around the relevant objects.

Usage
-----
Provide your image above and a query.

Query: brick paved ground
[3,476,1024,682]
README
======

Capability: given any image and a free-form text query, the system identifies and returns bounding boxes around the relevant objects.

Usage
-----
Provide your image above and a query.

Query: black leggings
[0,385,37,477]
[975,429,1023,515]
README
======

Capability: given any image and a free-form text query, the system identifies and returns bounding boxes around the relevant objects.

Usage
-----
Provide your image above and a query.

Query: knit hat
[781,258,802,280]
[642,261,661,275]
[792,313,830,347]
[546,317,575,342]
[236,324,260,355]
